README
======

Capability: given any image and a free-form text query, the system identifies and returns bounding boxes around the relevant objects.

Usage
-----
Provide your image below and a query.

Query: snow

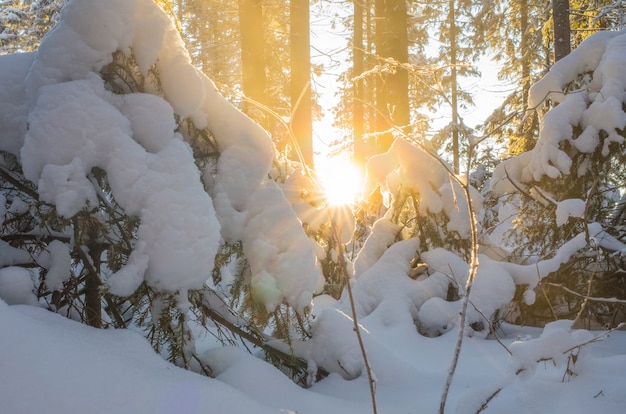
[2,1,626,413]
[0,267,39,306]
[494,30,626,188]
[0,300,278,414]
[353,214,401,277]
[0,52,33,156]
[36,239,71,291]
[556,198,586,226]
[21,75,221,295]
[3,297,626,413]
[7,0,320,310]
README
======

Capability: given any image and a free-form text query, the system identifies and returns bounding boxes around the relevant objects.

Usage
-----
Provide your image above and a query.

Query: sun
[315,156,364,206]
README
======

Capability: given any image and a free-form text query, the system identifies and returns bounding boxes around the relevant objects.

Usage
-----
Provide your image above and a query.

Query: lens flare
[315,157,363,206]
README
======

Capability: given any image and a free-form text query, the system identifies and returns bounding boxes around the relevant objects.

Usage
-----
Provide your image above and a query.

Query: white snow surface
[3,295,626,414]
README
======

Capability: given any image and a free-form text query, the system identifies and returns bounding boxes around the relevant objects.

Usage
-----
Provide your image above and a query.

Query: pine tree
[422,0,482,171]
[477,0,548,156]
[491,32,626,327]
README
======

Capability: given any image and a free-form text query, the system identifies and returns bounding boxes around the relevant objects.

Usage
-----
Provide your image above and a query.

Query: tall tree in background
[477,0,619,157]
[425,0,481,171]
[239,0,269,127]
[383,0,410,133]
[177,0,241,94]
[290,0,314,167]
[448,0,460,173]
[0,0,65,54]
[165,0,292,150]
[477,0,546,156]
[372,0,410,153]
[353,0,367,166]
[553,0,571,61]
[335,0,439,163]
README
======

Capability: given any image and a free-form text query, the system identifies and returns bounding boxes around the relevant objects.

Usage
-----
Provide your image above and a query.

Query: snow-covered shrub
[335,136,517,339]
[0,0,323,381]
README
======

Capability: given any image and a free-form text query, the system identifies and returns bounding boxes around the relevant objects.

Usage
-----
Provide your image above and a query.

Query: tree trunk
[374,0,391,153]
[385,0,410,131]
[449,0,459,174]
[239,0,268,126]
[373,0,409,153]
[520,0,530,106]
[84,244,103,329]
[353,0,366,166]
[290,0,314,167]
[553,0,571,61]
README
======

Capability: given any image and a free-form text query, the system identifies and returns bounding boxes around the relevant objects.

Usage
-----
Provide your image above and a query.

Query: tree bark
[374,0,391,152]
[449,0,459,174]
[374,0,409,153]
[290,0,314,167]
[239,0,268,126]
[353,0,366,166]
[385,0,410,130]
[553,0,571,61]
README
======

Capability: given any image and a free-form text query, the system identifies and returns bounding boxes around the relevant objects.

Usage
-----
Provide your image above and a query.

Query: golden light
[315,156,364,206]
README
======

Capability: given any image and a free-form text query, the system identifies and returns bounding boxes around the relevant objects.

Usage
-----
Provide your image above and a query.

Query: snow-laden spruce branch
[351,97,483,413]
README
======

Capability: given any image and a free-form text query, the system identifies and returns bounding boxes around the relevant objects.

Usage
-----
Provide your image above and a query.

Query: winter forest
[1,0,626,413]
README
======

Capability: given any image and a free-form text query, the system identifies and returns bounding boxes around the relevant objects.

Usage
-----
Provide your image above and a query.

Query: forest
[1,0,626,413]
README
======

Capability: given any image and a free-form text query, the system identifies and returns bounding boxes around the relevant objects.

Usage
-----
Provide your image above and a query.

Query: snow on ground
[2,297,626,413]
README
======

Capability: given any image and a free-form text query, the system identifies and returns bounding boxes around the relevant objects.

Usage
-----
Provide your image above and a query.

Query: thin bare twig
[476,387,503,414]
[331,217,377,414]
[439,177,480,414]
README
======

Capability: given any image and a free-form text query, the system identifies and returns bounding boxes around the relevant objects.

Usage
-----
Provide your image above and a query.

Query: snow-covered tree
[0,0,323,380]
[491,30,626,327]
[0,0,65,54]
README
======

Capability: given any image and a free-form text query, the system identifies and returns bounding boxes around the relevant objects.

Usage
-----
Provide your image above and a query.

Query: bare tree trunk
[353,0,366,166]
[553,0,571,61]
[374,0,409,153]
[374,0,391,153]
[290,0,314,167]
[385,0,410,131]
[239,0,268,126]
[449,0,460,174]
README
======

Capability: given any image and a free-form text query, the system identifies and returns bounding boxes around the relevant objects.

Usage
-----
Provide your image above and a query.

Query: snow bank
[0,300,278,414]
